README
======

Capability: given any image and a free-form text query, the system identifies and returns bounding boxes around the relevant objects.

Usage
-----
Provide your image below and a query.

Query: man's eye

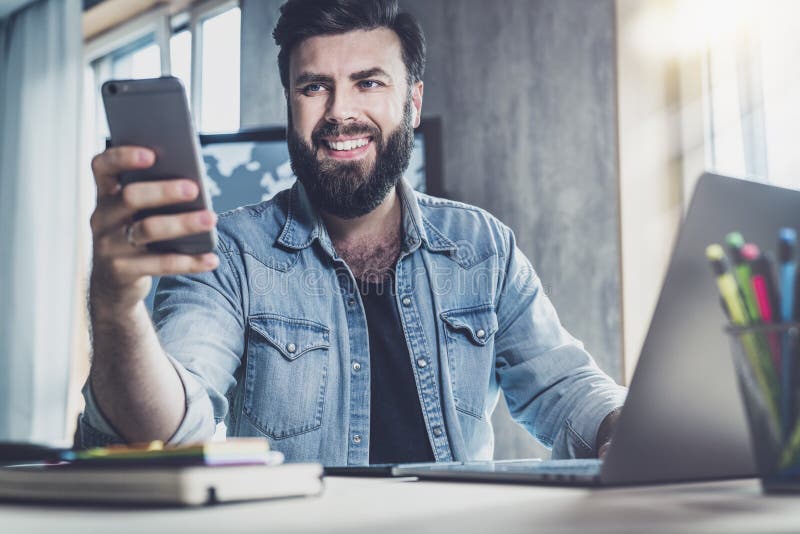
[359,80,382,89]
[302,84,326,94]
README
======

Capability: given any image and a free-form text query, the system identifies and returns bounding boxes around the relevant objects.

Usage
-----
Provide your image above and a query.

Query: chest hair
[334,227,403,282]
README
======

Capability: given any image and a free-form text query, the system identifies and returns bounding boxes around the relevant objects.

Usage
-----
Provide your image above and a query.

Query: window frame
[83,0,239,130]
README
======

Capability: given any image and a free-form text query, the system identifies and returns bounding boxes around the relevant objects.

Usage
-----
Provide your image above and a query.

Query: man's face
[286,28,423,218]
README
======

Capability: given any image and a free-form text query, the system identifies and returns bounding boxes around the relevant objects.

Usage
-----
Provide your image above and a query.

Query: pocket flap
[440,304,499,346]
[248,314,330,360]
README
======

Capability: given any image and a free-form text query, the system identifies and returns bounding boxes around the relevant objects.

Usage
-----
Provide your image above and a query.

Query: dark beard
[287,100,415,219]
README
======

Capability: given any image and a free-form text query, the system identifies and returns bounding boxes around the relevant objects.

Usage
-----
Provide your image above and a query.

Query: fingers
[121,179,199,212]
[91,146,155,196]
[93,209,216,258]
[129,210,217,247]
[89,250,218,316]
[104,253,220,286]
[91,179,200,238]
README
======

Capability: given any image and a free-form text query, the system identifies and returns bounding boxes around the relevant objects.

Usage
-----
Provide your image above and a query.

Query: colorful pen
[743,244,782,374]
[727,232,761,322]
[779,229,797,437]
[707,244,749,326]
[779,229,797,323]
[753,250,782,322]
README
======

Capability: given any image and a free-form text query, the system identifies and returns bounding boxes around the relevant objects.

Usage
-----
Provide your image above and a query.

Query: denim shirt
[79,179,626,464]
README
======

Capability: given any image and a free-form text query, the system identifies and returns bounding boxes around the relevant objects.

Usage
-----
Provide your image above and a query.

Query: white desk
[2,476,800,533]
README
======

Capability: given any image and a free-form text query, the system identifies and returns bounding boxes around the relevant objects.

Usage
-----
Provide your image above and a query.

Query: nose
[324,88,358,124]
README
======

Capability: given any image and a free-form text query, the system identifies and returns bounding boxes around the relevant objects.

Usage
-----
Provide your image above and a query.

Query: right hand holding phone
[89,146,219,315]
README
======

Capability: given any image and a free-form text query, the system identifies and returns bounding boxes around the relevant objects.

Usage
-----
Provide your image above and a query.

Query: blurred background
[0,0,798,459]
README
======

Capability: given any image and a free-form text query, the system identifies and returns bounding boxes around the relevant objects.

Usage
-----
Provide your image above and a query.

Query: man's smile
[321,136,373,159]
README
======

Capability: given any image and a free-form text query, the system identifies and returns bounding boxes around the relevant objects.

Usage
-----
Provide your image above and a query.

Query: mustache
[311,122,381,146]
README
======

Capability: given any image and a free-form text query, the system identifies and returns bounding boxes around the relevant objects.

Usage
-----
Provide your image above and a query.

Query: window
[200,7,241,133]
[170,29,193,99]
[704,1,800,188]
[83,1,241,160]
[111,37,161,80]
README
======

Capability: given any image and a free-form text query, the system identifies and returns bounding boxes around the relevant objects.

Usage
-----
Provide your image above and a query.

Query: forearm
[546,369,626,458]
[89,300,186,443]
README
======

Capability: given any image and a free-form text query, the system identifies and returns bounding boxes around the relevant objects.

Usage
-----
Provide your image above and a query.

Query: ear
[410,81,423,128]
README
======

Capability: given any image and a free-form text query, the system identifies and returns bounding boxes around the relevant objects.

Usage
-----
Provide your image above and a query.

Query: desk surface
[2,476,800,533]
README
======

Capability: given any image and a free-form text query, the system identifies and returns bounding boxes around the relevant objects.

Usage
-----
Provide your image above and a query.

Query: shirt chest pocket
[441,304,499,420]
[243,314,330,440]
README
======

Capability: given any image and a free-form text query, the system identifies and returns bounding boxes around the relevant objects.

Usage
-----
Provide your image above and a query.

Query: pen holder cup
[727,323,800,492]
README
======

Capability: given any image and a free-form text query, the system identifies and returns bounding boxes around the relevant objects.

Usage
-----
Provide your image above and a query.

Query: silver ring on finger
[124,222,139,248]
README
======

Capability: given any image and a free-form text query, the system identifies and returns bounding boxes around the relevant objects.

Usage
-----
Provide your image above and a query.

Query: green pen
[726,232,761,322]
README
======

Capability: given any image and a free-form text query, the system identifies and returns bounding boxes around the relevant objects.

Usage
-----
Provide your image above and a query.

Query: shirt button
[476,329,486,339]
[353,434,362,444]
[433,427,444,437]
[417,358,427,368]
[286,343,297,354]
[352,362,361,372]
[402,297,412,307]
[347,297,356,306]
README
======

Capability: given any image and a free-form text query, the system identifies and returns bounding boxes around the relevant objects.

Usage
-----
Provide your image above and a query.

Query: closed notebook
[0,462,324,506]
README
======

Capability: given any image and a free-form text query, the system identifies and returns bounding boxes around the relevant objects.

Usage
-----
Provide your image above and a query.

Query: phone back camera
[107,84,118,95]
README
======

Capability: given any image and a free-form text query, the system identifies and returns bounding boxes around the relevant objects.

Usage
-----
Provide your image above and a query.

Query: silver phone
[101,76,217,254]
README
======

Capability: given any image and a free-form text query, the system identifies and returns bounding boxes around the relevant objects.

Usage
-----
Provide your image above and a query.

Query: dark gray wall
[240,0,286,127]
[240,0,621,459]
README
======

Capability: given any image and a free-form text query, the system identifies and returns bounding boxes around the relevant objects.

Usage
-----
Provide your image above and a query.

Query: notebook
[0,462,324,506]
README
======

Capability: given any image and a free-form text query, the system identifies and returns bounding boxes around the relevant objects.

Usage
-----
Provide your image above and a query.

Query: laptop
[400,173,800,486]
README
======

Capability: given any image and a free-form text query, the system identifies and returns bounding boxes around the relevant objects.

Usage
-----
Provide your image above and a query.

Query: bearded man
[80,0,626,465]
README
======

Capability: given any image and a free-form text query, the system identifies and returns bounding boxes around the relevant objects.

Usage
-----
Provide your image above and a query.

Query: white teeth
[327,138,369,151]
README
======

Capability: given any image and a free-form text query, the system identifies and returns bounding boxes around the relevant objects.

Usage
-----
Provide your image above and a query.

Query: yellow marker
[707,244,749,326]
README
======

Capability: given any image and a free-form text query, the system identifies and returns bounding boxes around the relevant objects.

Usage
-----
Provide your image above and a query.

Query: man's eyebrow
[294,68,393,86]
[294,72,334,86]
[350,68,392,82]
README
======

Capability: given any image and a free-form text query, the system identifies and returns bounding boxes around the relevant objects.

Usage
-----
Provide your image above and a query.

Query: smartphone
[101,76,217,254]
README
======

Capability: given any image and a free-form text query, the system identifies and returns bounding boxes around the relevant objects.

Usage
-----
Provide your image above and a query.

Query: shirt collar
[276,180,326,251]
[396,178,458,254]
[276,179,457,255]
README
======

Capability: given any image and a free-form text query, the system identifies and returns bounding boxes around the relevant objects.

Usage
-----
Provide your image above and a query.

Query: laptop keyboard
[481,459,602,475]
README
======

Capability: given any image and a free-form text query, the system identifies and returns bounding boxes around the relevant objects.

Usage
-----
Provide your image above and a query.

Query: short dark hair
[273,0,426,89]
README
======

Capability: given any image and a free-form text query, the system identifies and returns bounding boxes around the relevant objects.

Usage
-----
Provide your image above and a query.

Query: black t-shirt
[359,274,435,464]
